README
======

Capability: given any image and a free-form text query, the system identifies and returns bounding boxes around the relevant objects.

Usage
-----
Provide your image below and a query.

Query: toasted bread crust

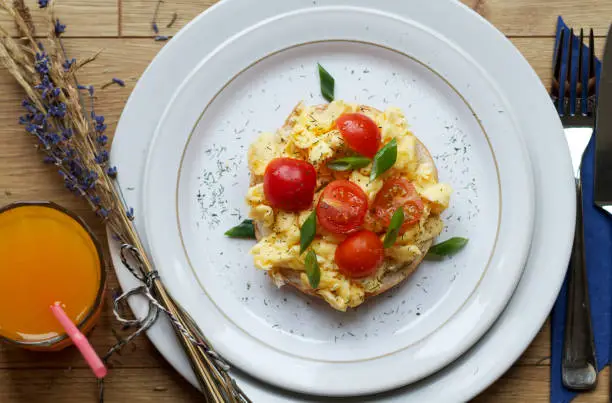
[250,102,439,305]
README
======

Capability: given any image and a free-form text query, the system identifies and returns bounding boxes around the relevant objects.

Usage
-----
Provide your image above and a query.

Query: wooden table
[0,0,610,401]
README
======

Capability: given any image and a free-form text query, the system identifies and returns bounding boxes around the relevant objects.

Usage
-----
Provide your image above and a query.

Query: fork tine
[564,28,574,116]
[588,28,596,114]
[552,28,565,101]
[579,28,590,115]
[589,28,595,80]
[569,28,579,116]
[557,28,571,115]
[578,28,587,115]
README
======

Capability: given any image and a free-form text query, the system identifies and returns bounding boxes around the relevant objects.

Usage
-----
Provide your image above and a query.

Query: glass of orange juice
[0,201,106,351]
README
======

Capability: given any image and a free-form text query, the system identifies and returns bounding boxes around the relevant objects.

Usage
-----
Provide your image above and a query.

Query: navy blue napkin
[550,17,609,403]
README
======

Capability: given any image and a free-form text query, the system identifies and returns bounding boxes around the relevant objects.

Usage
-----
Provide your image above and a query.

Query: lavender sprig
[151,0,163,34]
[0,2,252,403]
[1,0,130,241]
[166,12,178,28]
[101,77,125,89]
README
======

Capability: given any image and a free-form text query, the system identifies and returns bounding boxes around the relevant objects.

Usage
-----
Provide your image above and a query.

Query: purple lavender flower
[38,0,49,8]
[107,166,118,178]
[64,148,75,159]
[83,170,98,190]
[48,102,67,118]
[33,113,46,125]
[21,99,37,113]
[77,84,88,91]
[34,52,50,75]
[90,114,107,133]
[25,123,38,134]
[43,156,55,164]
[47,132,61,145]
[90,195,101,206]
[59,171,76,192]
[97,208,109,218]
[35,134,50,150]
[95,150,109,164]
[54,19,66,35]
[126,207,135,221]
[67,159,84,178]
[19,115,31,125]
[88,85,94,96]
[96,134,108,146]
[112,78,125,87]
[35,75,54,98]
[62,128,73,140]
[63,58,76,71]
[93,115,107,133]
[152,22,159,34]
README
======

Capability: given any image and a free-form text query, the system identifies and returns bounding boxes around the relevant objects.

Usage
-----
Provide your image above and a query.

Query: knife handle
[562,177,598,391]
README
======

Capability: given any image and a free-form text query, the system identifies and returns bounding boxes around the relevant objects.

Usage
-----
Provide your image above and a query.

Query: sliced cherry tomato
[264,158,316,212]
[316,180,368,234]
[372,178,424,233]
[336,113,381,158]
[335,230,384,278]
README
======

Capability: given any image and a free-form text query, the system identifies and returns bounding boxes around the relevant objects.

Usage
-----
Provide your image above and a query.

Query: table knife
[592,24,612,401]
[595,28,612,214]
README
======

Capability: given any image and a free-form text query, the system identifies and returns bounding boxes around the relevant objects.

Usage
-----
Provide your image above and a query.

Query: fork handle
[562,177,597,390]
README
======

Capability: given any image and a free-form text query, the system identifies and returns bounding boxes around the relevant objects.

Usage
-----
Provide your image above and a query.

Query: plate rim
[108,0,573,401]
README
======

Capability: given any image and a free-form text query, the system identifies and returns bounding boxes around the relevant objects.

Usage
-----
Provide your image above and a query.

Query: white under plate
[109,0,574,401]
[141,4,533,396]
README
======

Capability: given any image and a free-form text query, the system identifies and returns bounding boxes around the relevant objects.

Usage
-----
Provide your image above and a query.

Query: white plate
[141,5,533,396]
[109,0,573,401]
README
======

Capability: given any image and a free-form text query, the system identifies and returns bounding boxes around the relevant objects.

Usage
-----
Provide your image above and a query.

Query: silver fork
[551,27,598,391]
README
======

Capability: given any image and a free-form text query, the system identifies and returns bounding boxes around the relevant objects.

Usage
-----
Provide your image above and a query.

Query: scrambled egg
[246,100,452,311]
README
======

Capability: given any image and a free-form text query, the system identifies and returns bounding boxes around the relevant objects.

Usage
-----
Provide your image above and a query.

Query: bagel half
[247,101,446,311]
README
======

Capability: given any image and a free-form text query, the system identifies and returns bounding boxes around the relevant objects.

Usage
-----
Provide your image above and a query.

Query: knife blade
[594,25,612,213]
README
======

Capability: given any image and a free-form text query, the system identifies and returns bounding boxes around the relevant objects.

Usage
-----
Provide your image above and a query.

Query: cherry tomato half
[336,113,381,158]
[372,178,424,233]
[264,158,316,212]
[335,230,384,278]
[316,180,368,234]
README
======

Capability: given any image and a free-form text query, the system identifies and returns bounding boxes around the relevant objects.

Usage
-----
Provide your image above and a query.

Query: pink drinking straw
[50,302,107,379]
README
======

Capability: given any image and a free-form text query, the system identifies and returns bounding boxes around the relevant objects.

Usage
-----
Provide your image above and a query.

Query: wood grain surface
[0,0,608,402]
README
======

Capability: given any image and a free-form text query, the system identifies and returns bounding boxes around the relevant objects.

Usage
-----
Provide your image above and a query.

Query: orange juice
[0,202,105,350]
